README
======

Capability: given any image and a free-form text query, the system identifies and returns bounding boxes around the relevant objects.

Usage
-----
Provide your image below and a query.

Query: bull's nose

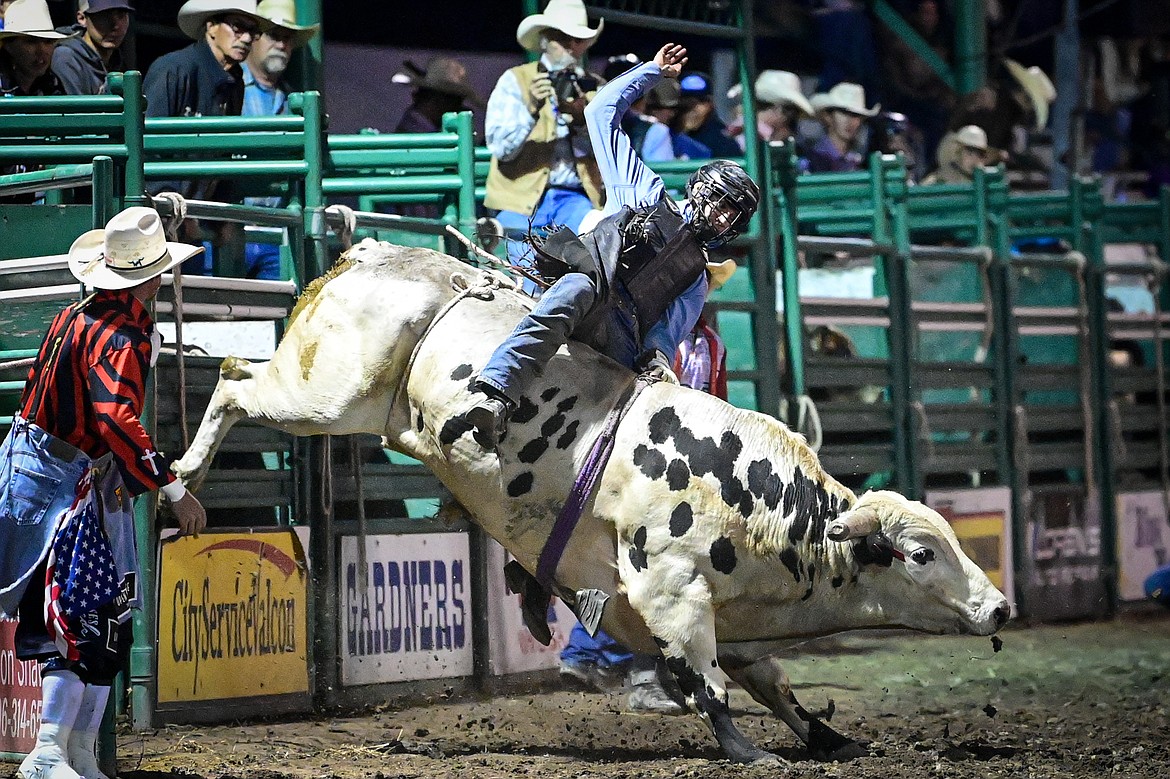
[992,603,1010,630]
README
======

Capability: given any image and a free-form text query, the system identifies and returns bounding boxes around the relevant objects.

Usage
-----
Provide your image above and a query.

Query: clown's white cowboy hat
[728,70,813,117]
[68,207,203,291]
[1004,59,1056,130]
[176,0,272,41]
[516,0,603,53]
[809,82,879,117]
[0,0,79,41]
[255,0,318,48]
[955,124,988,152]
[706,259,737,292]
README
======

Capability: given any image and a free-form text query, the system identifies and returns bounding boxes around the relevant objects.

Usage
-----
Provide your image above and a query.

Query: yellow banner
[157,530,309,703]
[945,511,1007,590]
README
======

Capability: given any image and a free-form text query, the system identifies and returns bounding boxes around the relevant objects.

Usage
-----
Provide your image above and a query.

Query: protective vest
[484,62,604,216]
[536,197,707,342]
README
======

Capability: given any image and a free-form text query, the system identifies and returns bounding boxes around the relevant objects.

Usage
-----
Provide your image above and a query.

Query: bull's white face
[833,491,1011,636]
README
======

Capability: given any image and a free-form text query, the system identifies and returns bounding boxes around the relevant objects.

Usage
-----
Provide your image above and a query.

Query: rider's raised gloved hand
[636,349,678,384]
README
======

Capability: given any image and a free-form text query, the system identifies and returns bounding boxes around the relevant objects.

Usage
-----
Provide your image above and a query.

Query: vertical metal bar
[129,364,159,729]
[92,155,113,227]
[295,91,327,281]
[951,0,986,94]
[443,111,477,240]
[294,0,324,94]
[309,435,337,706]
[117,71,147,207]
[772,142,805,402]
[1050,0,1080,189]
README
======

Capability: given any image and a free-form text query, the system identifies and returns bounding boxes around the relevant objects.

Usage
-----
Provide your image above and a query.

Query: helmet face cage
[686,161,760,248]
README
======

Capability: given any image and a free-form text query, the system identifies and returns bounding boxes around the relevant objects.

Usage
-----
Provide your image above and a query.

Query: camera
[548,69,597,105]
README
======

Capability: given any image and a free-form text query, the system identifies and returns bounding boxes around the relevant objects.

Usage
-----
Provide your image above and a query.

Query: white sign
[1116,491,1170,601]
[484,540,577,676]
[925,486,1015,613]
[339,533,473,686]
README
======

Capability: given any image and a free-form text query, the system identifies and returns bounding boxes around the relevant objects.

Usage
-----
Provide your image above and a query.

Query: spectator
[804,81,877,173]
[601,53,673,162]
[239,0,319,279]
[2,207,207,779]
[392,56,482,134]
[674,71,742,158]
[808,0,881,99]
[0,0,73,97]
[644,76,710,159]
[726,69,813,150]
[51,0,132,96]
[484,0,605,284]
[949,60,1054,173]
[143,0,271,275]
[922,124,988,184]
[674,259,734,399]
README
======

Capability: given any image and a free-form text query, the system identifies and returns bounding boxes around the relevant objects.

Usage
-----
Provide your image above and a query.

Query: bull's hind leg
[172,357,261,491]
[720,653,868,762]
[620,555,778,765]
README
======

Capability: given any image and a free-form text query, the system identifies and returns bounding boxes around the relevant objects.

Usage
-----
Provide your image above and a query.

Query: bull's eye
[910,548,935,565]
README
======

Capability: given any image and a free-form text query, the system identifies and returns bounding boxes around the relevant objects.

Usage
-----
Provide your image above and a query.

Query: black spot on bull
[507,471,534,497]
[669,503,694,537]
[556,395,578,414]
[633,445,667,480]
[710,536,737,574]
[541,412,566,438]
[556,420,580,450]
[629,526,649,571]
[784,466,845,545]
[541,387,559,402]
[779,547,801,582]
[645,413,752,515]
[746,459,784,510]
[438,415,471,446]
[518,437,549,464]
[415,410,425,432]
[648,407,683,444]
[831,575,844,588]
[666,459,690,490]
[512,396,539,424]
[450,363,473,381]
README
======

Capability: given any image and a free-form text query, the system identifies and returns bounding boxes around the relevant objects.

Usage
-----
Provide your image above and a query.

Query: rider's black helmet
[685,159,760,248]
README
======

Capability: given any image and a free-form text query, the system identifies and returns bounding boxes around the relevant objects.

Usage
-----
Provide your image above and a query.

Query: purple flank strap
[535,377,651,588]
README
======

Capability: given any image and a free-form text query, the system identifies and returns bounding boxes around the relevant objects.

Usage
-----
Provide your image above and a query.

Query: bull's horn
[826,505,882,541]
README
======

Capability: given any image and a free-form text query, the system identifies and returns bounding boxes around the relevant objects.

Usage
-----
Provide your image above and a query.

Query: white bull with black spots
[174,239,1011,766]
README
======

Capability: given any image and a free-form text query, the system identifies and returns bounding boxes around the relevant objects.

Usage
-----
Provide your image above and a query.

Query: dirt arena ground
[117,609,1170,779]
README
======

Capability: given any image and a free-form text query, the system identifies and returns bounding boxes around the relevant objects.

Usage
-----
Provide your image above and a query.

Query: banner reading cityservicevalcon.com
[157,530,309,703]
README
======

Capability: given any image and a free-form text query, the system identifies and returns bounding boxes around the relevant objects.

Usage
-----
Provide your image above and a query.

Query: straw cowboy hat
[728,70,813,117]
[516,0,603,53]
[809,82,879,117]
[0,0,78,41]
[391,57,483,107]
[1004,59,1056,130]
[176,0,272,41]
[68,207,203,291]
[955,124,988,152]
[255,0,319,48]
[706,259,737,292]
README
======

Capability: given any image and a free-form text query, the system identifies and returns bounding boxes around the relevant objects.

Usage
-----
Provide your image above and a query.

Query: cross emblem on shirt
[141,449,160,476]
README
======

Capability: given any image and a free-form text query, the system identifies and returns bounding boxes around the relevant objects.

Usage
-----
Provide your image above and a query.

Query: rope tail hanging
[156,192,191,450]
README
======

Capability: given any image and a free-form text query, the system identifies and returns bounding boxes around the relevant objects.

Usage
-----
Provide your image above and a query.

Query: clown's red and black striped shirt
[19,290,175,496]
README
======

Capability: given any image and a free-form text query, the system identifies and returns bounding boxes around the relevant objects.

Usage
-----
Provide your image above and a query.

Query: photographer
[484,0,604,285]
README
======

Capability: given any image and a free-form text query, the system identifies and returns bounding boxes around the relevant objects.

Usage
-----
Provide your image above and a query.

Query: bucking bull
[173,239,1011,766]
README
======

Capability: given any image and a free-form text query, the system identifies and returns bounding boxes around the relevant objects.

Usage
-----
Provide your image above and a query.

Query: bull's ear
[826,505,882,541]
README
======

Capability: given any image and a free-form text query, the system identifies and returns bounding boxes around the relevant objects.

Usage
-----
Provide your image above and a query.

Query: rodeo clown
[0,207,207,779]
[454,43,759,711]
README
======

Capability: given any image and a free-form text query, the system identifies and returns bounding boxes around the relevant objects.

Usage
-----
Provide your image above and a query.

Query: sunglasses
[217,16,260,37]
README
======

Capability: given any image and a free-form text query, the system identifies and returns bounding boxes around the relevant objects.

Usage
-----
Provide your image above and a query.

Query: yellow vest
[484,62,604,217]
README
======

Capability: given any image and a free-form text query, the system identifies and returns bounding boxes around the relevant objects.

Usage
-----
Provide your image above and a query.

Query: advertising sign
[157,530,309,705]
[0,620,41,755]
[1116,491,1170,601]
[340,533,472,686]
[484,540,576,676]
[1023,487,1107,620]
[925,486,1014,607]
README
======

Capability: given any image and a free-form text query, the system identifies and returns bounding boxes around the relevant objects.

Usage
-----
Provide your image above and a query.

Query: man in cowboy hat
[392,56,482,134]
[804,81,878,173]
[923,124,990,185]
[485,0,605,284]
[2,207,207,779]
[143,0,271,119]
[726,69,813,149]
[0,0,74,96]
[235,0,318,279]
[51,0,133,96]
